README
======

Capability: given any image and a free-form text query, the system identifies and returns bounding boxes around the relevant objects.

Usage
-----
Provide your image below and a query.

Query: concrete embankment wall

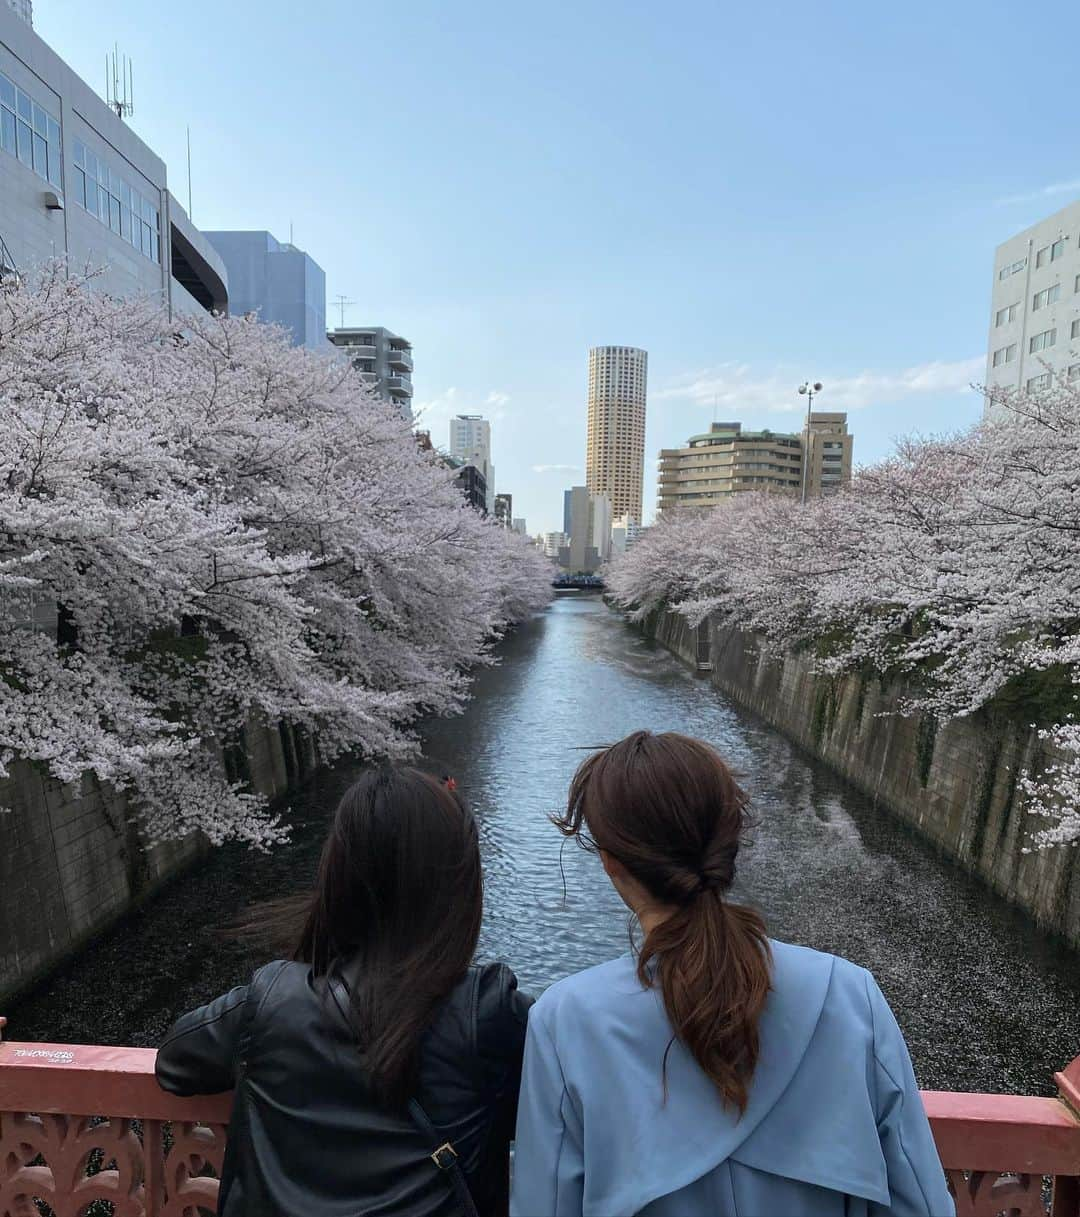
[648,610,1080,948]
[0,721,317,1007]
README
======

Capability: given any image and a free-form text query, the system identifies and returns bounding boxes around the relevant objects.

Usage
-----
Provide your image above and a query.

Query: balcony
[337,343,377,360]
[384,375,412,397]
[1,1025,1078,1216]
[386,347,413,372]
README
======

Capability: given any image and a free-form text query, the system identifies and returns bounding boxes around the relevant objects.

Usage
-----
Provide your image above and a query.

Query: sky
[33,0,1080,533]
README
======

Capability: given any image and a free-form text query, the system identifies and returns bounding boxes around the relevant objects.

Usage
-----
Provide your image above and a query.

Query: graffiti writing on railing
[10,1047,75,1062]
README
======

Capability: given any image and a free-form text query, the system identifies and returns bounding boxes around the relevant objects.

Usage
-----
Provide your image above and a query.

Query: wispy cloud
[483,390,511,422]
[656,356,983,415]
[532,463,581,474]
[412,387,511,428]
[994,180,1080,207]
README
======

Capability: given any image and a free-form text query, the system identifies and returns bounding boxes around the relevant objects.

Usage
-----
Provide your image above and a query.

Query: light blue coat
[511,941,955,1217]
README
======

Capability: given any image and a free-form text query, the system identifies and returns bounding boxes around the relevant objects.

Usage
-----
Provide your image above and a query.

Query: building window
[0,71,61,187]
[992,343,1016,367]
[1027,373,1052,392]
[1069,364,1080,382]
[1033,284,1061,310]
[1073,319,1080,339]
[999,258,1026,279]
[1029,328,1056,354]
[72,139,159,263]
[995,303,1019,326]
[1036,241,1067,268]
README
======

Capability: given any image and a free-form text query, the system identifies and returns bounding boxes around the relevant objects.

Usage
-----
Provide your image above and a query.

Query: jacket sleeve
[478,963,534,1098]
[510,1006,585,1217]
[155,983,249,1096]
[866,976,955,1217]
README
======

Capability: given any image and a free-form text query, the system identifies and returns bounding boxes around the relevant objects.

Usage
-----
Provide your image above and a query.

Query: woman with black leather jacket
[156,766,532,1217]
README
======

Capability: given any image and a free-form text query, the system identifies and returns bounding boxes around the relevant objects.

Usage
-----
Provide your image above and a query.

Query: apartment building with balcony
[985,198,1080,418]
[0,6,226,314]
[328,326,414,416]
[657,414,852,513]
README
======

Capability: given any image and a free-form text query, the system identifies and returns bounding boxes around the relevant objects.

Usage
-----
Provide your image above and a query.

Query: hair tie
[443,775,457,792]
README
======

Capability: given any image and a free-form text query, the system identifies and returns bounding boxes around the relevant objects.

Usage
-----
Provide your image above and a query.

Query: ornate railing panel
[1,1023,1078,1216]
[0,1034,229,1217]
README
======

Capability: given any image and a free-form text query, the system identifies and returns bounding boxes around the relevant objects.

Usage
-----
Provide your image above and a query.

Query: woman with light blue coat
[511,731,954,1217]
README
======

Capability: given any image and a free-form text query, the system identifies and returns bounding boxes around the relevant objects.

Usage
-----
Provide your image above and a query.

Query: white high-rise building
[586,345,647,524]
[986,199,1080,419]
[610,514,643,557]
[449,415,494,511]
[5,0,31,25]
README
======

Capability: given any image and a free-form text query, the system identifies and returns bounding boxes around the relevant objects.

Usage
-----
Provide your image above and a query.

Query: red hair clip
[443,776,457,792]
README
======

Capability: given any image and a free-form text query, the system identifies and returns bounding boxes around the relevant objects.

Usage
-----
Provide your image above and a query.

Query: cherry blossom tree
[607,383,1080,849]
[0,265,550,846]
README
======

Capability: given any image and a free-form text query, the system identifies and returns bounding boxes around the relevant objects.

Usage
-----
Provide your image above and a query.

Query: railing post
[1052,1174,1080,1217]
[143,1118,165,1216]
[1053,1055,1080,1217]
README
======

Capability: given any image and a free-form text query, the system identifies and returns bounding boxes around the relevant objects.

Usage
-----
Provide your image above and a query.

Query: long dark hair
[296,766,483,1107]
[555,731,771,1112]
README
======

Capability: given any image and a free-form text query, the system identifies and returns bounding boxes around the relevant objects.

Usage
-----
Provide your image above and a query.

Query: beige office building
[657,414,852,513]
[586,345,647,525]
[802,412,854,497]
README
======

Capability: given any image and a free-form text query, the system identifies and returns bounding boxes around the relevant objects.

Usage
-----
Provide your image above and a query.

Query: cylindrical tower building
[586,345,648,525]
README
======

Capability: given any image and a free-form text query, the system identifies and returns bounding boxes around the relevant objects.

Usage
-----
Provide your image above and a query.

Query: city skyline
[31,0,1080,533]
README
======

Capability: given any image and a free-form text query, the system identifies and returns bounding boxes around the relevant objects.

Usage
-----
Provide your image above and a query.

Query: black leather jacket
[156,960,532,1217]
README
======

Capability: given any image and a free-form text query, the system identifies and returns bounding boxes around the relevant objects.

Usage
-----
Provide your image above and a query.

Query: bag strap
[407,1096,480,1217]
[327,970,479,1217]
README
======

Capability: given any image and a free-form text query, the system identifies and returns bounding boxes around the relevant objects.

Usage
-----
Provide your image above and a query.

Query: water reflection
[9,597,1080,1095]
[420,598,1080,1095]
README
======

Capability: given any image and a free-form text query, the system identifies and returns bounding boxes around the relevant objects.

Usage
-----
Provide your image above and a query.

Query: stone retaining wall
[0,721,317,1006]
[647,610,1080,948]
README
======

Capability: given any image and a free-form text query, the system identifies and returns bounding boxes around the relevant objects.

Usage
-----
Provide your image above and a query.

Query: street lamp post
[797,381,823,506]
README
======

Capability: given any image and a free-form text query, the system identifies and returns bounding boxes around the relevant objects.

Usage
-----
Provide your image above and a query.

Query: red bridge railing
[1,1023,1078,1216]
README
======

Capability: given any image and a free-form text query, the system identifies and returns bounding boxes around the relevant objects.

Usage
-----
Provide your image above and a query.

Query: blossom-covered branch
[607,384,1080,849]
[0,266,551,846]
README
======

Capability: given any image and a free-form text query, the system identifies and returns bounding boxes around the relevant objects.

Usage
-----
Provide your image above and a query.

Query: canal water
[8,597,1080,1095]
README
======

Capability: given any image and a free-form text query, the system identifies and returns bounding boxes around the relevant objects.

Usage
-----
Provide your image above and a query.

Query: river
[7,597,1080,1095]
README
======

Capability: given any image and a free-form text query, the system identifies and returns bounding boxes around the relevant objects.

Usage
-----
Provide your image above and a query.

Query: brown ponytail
[555,730,771,1112]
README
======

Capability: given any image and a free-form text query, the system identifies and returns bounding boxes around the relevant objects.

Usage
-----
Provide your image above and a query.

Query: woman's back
[511,730,953,1217]
[511,941,951,1216]
[158,957,530,1217]
[156,765,533,1217]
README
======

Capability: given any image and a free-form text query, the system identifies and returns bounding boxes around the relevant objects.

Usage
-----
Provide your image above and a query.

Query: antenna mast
[186,126,192,219]
[106,44,134,120]
[332,295,355,328]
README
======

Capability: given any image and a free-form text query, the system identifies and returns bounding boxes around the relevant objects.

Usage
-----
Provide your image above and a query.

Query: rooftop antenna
[186,126,192,220]
[332,295,355,329]
[106,44,134,120]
